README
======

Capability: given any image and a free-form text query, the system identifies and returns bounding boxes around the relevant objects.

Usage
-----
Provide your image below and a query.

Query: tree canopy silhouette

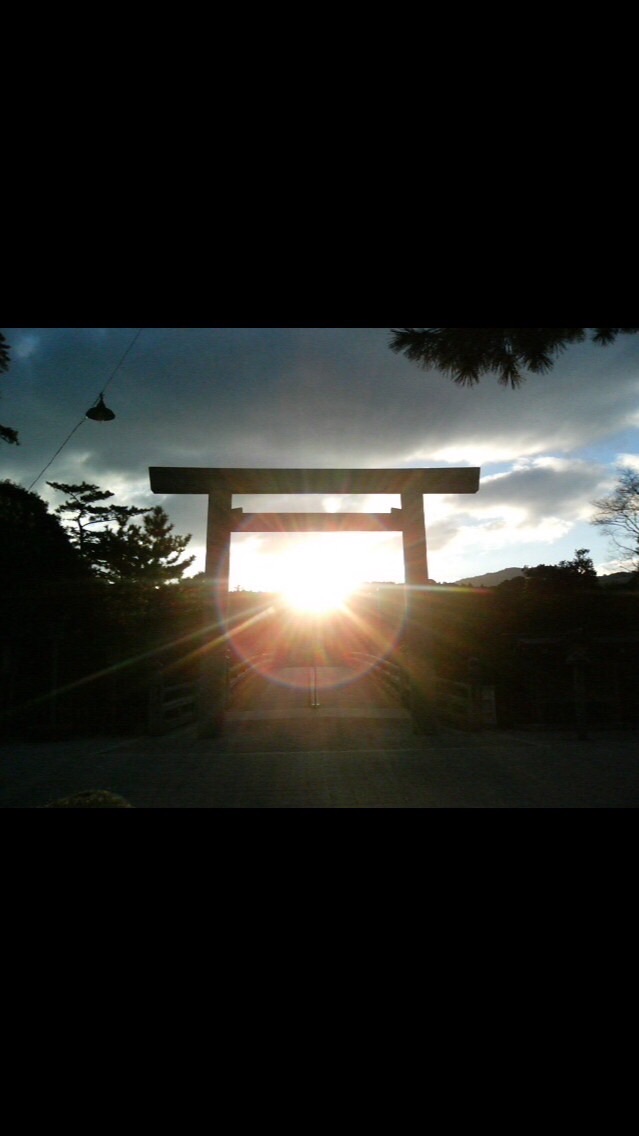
[95,505,195,585]
[521,549,597,591]
[48,481,194,584]
[0,332,18,444]
[0,480,86,584]
[47,481,148,560]
[591,469,639,571]
[389,328,639,388]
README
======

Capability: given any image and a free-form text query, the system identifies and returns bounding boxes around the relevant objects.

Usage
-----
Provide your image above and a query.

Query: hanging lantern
[86,394,115,421]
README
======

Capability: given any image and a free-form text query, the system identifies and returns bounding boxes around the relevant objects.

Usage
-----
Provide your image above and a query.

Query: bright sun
[282,575,354,614]
[278,551,357,614]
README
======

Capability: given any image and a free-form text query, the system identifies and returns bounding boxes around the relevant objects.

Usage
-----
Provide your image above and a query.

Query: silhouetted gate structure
[149,467,480,734]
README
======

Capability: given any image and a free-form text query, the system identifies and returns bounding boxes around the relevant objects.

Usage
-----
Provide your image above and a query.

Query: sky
[1,326,638,589]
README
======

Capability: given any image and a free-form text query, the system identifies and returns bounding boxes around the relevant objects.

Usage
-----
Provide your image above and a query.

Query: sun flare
[281,575,354,614]
[278,549,357,615]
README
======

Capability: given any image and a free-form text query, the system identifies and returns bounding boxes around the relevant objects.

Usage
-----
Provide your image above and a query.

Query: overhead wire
[27,327,144,491]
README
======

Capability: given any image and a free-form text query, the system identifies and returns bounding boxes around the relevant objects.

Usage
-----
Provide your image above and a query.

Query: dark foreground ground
[2,711,638,808]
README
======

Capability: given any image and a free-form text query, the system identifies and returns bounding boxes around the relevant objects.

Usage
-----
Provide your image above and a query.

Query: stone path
[2,719,639,808]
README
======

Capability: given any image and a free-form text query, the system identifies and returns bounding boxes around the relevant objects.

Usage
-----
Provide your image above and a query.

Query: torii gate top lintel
[149,466,479,495]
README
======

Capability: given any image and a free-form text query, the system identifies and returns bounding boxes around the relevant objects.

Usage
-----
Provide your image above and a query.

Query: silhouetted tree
[591,469,639,571]
[0,332,18,444]
[48,481,194,584]
[96,505,195,585]
[557,548,596,577]
[48,481,149,564]
[389,328,639,388]
[522,549,596,590]
[0,334,9,372]
[0,481,94,735]
[0,480,199,737]
[0,479,86,584]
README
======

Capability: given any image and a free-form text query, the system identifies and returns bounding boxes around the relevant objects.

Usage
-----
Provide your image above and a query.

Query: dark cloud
[1,327,638,580]
[478,459,607,518]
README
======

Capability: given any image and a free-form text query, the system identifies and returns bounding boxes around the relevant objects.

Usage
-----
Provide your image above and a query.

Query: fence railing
[344,660,496,728]
[436,678,496,730]
[148,651,275,733]
[148,653,495,733]
[225,652,273,704]
[347,652,410,706]
[148,675,198,735]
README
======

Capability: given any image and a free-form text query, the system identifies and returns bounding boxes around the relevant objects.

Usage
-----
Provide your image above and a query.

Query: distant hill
[451,567,524,587]
[450,567,635,588]
[597,571,637,587]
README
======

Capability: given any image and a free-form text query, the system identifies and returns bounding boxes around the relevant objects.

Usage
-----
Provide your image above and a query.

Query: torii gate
[149,467,480,734]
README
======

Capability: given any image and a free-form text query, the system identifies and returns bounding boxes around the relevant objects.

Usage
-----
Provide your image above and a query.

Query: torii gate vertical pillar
[198,491,233,737]
[401,491,436,732]
[400,490,429,586]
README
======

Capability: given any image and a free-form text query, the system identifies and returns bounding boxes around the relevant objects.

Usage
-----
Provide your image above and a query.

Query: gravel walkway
[2,717,638,808]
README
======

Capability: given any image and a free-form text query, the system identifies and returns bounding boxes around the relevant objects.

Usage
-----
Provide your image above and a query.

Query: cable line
[27,327,143,492]
[27,419,86,491]
[87,326,143,405]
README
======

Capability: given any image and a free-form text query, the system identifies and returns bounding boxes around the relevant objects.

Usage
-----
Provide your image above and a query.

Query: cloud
[13,333,40,360]
[474,456,607,518]
[2,327,638,584]
[4,328,637,483]
[615,452,639,471]
[420,455,611,573]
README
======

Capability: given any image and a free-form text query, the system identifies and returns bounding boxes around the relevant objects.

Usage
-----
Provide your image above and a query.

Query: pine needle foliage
[389,327,639,387]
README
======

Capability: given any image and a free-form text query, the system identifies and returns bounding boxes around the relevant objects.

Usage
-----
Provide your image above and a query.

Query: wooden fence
[148,675,198,735]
